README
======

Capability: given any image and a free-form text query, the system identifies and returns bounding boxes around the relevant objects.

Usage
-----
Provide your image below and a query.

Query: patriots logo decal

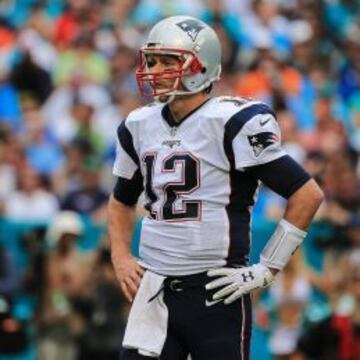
[176,20,204,42]
[247,132,278,157]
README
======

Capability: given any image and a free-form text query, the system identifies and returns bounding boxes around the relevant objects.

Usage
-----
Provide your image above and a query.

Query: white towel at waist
[122,270,167,357]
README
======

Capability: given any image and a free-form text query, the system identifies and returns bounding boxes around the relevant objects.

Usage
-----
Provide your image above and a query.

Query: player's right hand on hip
[113,255,144,302]
[206,264,274,304]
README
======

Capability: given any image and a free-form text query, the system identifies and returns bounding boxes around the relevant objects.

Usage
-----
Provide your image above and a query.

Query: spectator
[70,99,105,156]
[0,296,29,356]
[54,0,100,49]
[337,32,360,103]
[294,262,360,360]
[10,50,53,104]
[268,254,312,359]
[108,45,137,100]
[53,32,110,86]
[0,125,23,201]
[61,157,109,221]
[76,247,127,360]
[4,165,59,223]
[0,245,20,297]
[21,100,65,176]
[241,0,293,58]
[37,211,94,360]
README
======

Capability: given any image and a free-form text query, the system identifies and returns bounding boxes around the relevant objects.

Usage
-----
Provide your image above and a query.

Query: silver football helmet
[136,16,222,99]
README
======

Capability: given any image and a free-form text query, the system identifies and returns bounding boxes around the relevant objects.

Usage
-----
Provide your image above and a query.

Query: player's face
[136,49,202,100]
[145,54,182,91]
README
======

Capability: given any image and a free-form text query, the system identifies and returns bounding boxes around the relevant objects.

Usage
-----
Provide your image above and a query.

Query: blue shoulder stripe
[223,103,275,166]
[116,121,139,166]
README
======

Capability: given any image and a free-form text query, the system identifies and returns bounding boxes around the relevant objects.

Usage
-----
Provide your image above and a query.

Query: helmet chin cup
[155,94,176,104]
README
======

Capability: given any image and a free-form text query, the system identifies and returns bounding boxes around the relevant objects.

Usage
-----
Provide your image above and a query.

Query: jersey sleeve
[113,170,144,206]
[224,102,287,170]
[112,121,140,179]
[246,155,311,199]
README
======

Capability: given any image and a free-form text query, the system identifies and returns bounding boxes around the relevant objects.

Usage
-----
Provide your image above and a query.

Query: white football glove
[206,264,274,304]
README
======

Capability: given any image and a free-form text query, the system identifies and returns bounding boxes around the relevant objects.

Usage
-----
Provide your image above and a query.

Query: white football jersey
[113,96,287,276]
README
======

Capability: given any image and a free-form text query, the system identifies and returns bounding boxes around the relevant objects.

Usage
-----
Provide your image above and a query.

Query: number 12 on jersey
[142,152,202,221]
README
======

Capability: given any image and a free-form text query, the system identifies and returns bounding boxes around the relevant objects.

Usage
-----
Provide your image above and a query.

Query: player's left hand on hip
[206,264,274,304]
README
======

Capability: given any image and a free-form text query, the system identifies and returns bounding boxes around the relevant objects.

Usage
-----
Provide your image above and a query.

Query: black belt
[164,272,209,292]
[148,272,209,303]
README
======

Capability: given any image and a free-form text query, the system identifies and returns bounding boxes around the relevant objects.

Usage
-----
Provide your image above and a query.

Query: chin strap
[154,87,203,104]
[153,76,214,104]
[155,94,176,104]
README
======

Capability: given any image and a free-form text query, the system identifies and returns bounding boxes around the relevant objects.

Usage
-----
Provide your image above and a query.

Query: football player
[108,15,324,360]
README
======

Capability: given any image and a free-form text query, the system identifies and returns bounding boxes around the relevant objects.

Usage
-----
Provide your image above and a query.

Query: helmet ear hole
[201,67,206,74]
[189,57,204,74]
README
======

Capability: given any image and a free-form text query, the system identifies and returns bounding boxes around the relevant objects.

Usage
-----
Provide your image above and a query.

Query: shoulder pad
[126,102,163,124]
[208,96,263,122]
[224,101,276,139]
[217,96,255,107]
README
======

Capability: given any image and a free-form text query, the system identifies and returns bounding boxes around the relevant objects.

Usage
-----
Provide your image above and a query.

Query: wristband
[260,219,307,270]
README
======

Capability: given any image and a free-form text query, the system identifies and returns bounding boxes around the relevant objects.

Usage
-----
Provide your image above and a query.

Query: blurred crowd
[1,0,360,359]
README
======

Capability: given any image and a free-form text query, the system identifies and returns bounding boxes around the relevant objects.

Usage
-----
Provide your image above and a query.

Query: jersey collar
[161,98,212,128]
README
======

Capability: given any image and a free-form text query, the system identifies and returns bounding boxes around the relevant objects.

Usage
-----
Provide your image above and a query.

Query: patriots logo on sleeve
[176,20,204,42]
[247,132,279,157]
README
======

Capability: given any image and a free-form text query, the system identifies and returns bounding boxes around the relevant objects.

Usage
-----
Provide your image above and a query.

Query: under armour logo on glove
[206,264,274,304]
[241,271,255,283]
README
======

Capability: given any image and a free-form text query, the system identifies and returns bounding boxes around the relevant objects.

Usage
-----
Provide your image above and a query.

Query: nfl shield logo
[176,20,204,42]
